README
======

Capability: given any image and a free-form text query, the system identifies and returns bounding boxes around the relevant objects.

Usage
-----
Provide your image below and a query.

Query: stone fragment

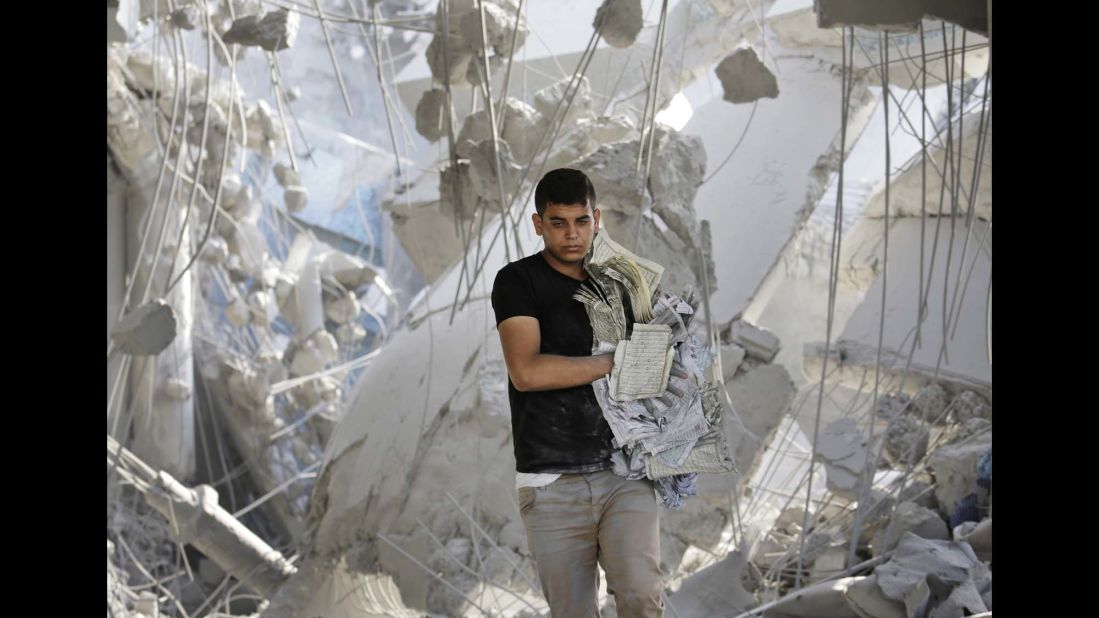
[222,9,301,51]
[415,88,448,143]
[873,501,949,555]
[593,0,643,48]
[715,48,778,104]
[728,320,780,362]
[112,299,178,356]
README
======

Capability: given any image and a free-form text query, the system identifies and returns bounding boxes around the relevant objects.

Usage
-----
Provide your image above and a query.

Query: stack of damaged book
[574,230,736,509]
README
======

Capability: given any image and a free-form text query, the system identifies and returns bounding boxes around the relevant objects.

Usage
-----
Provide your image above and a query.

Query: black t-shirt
[491,252,615,473]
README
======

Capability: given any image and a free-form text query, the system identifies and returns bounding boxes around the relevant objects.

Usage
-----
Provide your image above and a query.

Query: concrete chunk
[533,76,593,126]
[952,390,992,423]
[593,0,643,48]
[873,501,949,555]
[111,299,178,356]
[729,320,780,362]
[815,418,869,500]
[912,383,950,423]
[284,186,308,213]
[928,436,991,518]
[884,415,928,466]
[426,35,472,85]
[715,48,778,104]
[222,9,300,51]
[415,88,448,143]
[458,1,527,57]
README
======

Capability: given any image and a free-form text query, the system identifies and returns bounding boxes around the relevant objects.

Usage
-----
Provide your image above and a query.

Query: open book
[608,323,676,401]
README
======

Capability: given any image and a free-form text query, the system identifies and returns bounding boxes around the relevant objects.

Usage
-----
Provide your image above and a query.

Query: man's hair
[534,168,596,216]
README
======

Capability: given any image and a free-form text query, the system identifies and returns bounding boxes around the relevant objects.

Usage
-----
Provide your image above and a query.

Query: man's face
[533,201,601,265]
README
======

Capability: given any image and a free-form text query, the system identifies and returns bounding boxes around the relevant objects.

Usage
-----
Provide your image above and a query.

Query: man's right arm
[497,316,613,392]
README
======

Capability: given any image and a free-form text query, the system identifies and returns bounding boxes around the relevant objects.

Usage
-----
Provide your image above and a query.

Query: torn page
[609,323,675,401]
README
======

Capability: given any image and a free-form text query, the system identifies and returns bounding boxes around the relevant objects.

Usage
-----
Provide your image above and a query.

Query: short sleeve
[492,264,538,326]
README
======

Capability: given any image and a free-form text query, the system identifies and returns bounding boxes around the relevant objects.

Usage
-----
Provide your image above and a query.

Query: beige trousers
[518,470,664,617]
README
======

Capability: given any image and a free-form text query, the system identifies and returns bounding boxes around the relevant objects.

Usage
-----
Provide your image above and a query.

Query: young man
[490,168,664,617]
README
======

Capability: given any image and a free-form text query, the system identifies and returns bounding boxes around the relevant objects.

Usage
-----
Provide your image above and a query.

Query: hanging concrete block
[169,5,198,30]
[715,47,779,104]
[273,161,301,188]
[593,0,643,48]
[284,185,308,213]
[111,299,177,356]
[415,88,448,143]
[222,9,301,51]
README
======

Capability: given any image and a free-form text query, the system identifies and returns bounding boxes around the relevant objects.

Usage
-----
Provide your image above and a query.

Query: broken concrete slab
[863,112,992,222]
[873,501,949,556]
[222,9,301,51]
[803,340,992,403]
[715,47,779,104]
[594,0,643,48]
[728,320,781,362]
[815,0,989,37]
[111,299,178,356]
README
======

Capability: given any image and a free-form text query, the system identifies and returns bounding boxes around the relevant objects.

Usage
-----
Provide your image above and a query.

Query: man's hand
[498,316,614,392]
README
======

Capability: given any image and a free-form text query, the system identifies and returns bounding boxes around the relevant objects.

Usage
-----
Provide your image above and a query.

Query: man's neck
[541,249,586,281]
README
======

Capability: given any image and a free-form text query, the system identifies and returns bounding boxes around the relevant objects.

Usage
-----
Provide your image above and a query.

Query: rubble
[874,533,991,617]
[108,436,297,597]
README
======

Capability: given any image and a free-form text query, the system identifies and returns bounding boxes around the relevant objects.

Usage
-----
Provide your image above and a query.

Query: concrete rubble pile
[107,0,990,616]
